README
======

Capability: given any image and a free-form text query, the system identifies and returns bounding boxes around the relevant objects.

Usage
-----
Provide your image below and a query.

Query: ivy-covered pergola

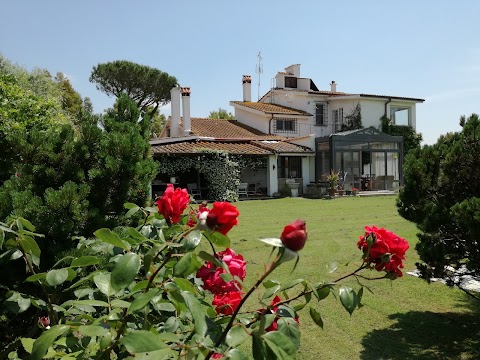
[315,127,404,191]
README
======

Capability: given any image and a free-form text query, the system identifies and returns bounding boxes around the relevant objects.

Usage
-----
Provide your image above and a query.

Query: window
[274,118,297,133]
[315,102,328,126]
[285,76,297,88]
[277,156,302,178]
[390,106,410,126]
[333,108,343,132]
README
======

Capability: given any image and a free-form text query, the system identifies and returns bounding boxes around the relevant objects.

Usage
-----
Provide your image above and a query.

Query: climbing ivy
[341,103,362,131]
[156,152,267,202]
[380,115,422,154]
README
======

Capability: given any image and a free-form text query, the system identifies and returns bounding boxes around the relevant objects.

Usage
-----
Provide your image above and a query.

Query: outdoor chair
[187,183,202,197]
[237,183,248,197]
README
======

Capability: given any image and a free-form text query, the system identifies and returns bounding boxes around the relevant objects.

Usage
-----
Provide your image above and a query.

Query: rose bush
[0,185,409,360]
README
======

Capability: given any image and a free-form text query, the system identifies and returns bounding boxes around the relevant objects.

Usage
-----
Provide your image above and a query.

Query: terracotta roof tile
[152,140,273,155]
[230,101,312,116]
[251,140,314,153]
[188,118,281,139]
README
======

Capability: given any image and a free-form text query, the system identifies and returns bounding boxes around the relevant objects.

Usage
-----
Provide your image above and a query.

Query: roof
[151,139,313,156]
[230,101,312,116]
[189,118,280,139]
[258,88,424,102]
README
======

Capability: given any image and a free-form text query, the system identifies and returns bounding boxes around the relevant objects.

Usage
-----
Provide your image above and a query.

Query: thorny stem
[145,249,173,292]
[205,251,283,360]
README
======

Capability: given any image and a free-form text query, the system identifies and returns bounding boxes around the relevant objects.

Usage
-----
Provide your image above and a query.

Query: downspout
[268,114,274,135]
[384,97,392,117]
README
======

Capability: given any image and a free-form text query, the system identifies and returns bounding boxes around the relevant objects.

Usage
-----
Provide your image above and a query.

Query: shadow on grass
[360,297,480,360]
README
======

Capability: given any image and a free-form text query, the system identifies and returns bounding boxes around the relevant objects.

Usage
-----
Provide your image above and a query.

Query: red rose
[38,316,50,329]
[212,291,243,315]
[206,202,239,235]
[280,220,307,252]
[357,226,409,278]
[211,354,223,359]
[260,296,299,332]
[196,248,246,294]
[155,184,190,224]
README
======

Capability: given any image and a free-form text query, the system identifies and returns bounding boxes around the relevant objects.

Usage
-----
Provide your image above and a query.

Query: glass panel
[370,152,385,190]
[385,152,400,191]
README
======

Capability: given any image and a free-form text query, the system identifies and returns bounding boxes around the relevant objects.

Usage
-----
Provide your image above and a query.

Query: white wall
[360,99,386,128]
[234,108,270,133]
[267,155,278,195]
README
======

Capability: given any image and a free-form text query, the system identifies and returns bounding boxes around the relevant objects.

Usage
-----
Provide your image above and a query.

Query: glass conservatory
[315,127,404,191]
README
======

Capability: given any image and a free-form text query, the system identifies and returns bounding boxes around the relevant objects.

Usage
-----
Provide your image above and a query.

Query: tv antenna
[255,51,263,100]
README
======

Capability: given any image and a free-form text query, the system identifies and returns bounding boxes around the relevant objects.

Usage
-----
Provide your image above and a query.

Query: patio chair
[187,183,202,197]
[237,183,248,197]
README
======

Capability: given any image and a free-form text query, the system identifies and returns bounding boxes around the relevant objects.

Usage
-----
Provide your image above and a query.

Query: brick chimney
[330,81,337,92]
[242,75,252,102]
[181,87,191,136]
[170,85,181,137]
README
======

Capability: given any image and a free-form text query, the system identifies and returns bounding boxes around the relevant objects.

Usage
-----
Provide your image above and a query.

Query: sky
[1,1,479,144]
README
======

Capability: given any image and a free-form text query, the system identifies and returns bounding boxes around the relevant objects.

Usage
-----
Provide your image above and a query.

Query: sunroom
[315,127,404,191]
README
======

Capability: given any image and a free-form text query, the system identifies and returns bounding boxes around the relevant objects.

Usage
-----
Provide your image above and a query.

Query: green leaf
[277,317,301,350]
[263,280,280,289]
[70,256,100,268]
[280,279,304,291]
[206,231,230,248]
[339,285,357,315]
[262,331,296,359]
[125,206,141,219]
[69,299,110,307]
[252,332,266,360]
[143,206,158,213]
[131,348,177,359]
[18,235,41,259]
[77,325,109,337]
[31,325,69,360]
[181,291,207,336]
[173,278,196,293]
[226,348,249,360]
[94,273,115,296]
[111,299,131,308]
[0,229,4,250]
[182,230,202,250]
[124,202,138,210]
[21,337,35,353]
[313,285,331,301]
[127,227,148,243]
[25,273,46,282]
[309,307,323,328]
[357,286,364,309]
[4,292,31,313]
[119,330,167,353]
[226,325,250,347]
[18,217,35,231]
[46,268,69,287]
[260,237,283,247]
[262,285,280,299]
[127,289,160,314]
[111,253,141,290]
[173,252,201,277]
[94,228,129,250]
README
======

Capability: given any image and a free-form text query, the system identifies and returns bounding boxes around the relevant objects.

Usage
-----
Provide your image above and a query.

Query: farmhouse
[151,64,424,199]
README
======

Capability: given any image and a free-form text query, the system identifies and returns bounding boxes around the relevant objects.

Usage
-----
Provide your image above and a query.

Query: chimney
[242,75,252,102]
[170,85,181,137]
[330,81,337,92]
[181,87,191,136]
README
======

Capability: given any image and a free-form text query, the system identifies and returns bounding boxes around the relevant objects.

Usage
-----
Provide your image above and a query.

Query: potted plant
[326,170,339,197]
[352,187,359,196]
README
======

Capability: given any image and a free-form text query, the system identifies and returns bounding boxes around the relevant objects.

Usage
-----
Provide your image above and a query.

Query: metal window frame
[273,118,298,133]
[315,102,328,126]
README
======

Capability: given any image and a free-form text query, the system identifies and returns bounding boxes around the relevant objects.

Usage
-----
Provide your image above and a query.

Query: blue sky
[1,1,479,144]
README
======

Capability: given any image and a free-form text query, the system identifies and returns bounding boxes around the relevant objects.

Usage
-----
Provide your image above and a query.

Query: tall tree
[54,72,83,118]
[397,114,480,298]
[90,60,177,115]
[208,107,235,120]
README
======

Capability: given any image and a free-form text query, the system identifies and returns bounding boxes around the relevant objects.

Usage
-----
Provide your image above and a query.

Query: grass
[221,196,480,360]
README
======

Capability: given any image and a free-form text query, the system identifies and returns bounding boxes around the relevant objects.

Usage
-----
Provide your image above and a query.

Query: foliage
[156,153,267,202]
[0,189,408,359]
[151,111,166,138]
[54,72,83,118]
[208,108,235,120]
[341,103,362,131]
[397,113,480,298]
[90,60,178,114]
[0,95,157,266]
[380,115,422,154]
[326,170,339,190]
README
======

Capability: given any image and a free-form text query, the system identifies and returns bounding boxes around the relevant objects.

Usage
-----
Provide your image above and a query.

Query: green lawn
[224,196,480,360]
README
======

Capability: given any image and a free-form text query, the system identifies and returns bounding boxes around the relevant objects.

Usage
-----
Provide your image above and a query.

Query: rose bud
[280,220,307,252]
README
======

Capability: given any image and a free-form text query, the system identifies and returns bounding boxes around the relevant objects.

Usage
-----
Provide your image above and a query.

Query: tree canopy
[397,113,480,297]
[90,60,178,114]
[208,107,235,120]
